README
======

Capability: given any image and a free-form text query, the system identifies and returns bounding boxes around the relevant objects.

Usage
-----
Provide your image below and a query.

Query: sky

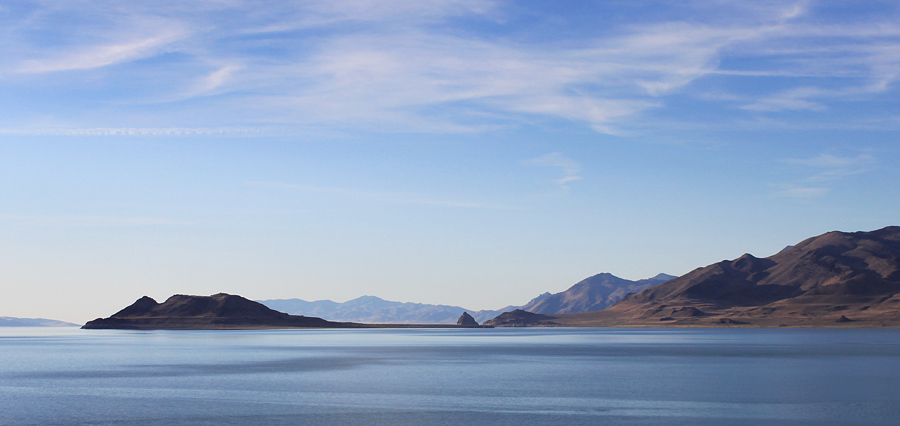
[2,0,899,323]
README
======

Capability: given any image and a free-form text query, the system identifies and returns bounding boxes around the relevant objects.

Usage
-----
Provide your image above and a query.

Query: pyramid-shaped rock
[456,312,479,326]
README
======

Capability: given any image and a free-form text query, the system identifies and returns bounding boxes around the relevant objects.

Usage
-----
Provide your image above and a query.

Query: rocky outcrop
[456,312,479,326]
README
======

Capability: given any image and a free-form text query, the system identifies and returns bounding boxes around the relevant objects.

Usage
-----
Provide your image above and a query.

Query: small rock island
[456,312,479,326]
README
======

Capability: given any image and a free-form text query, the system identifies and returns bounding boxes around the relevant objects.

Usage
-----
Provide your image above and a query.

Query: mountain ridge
[259,295,519,324]
[261,273,673,323]
[485,226,900,327]
[521,273,674,314]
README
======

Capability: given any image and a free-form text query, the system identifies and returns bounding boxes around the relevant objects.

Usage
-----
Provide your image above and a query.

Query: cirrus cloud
[2,1,899,135]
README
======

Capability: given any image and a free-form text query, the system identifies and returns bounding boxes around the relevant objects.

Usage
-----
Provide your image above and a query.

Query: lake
[1,327,898,425]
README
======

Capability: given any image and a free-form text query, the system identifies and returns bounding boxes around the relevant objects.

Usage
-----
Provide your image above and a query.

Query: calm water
[1,327,898,426]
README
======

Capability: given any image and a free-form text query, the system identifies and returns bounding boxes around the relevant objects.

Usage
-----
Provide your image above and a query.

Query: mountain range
[58,227,900,329]
[260,273,673,324]
[259,296,517,324]
[485,226,900,327]
[0,316,77,327]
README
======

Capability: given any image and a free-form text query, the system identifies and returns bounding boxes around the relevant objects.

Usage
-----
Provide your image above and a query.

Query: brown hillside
[488,226,900,327]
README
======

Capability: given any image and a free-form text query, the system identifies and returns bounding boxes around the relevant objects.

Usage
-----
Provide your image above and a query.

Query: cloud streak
[16,31,187,74]
[775,152,878,198]
[774,185,832,199]
[524,153,582,188]
[783,153,877,181]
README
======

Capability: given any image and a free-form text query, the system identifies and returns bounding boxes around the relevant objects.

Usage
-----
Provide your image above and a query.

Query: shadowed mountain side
[259,295,518,324]
[1,316,78,327]
[83,293,360,330]
[522,273,674,314]
[486,227,900,327]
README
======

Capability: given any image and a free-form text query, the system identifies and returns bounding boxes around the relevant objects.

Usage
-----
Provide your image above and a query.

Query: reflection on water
[1,327,899,425]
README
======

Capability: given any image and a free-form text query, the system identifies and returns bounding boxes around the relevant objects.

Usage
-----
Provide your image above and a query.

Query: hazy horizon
[3,1,899,324]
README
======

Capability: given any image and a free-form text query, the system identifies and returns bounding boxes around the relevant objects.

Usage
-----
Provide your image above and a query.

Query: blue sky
[2,0,899,323]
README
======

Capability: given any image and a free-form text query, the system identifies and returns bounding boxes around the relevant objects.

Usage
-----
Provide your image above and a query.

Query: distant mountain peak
[348,295,385,302]
[521,272,670,315]
[648,273,677,281]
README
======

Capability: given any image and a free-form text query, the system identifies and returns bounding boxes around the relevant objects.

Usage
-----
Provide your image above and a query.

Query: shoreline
[76,322,898,330]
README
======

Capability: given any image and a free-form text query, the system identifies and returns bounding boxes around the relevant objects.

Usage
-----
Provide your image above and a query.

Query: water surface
[1,327,898,425]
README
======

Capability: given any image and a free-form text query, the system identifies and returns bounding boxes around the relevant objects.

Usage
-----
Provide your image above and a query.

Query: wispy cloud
[775,152,878,198]
[8,8,191,75]
[238,24,728,133]
[742,87,828,112]
[524,153,582,188]
[183,64,244,97]
[773,185,831,198]
[2,1,900,134]
[16,32,187,74]
[737,20,900,113]
[783,152,877,181]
